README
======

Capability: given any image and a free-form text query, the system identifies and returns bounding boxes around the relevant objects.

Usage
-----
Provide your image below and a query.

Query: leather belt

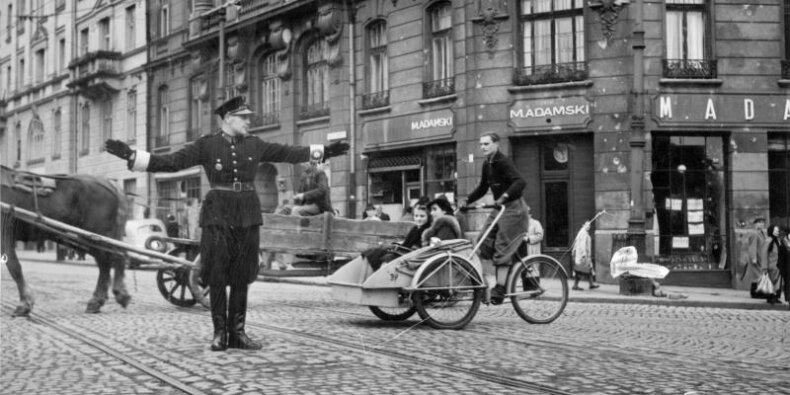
[211,182,256,192]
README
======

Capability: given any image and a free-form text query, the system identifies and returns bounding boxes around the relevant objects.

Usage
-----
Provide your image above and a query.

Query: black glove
[324,140,350,158]
[105,139,133,160]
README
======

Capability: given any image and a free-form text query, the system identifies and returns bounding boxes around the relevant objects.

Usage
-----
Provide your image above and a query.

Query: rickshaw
[328,205,569,330]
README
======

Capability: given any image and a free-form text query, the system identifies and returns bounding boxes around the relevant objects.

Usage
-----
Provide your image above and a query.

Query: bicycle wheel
[369,306,417,321]
[413,254,483,330]
[508,255,568,324]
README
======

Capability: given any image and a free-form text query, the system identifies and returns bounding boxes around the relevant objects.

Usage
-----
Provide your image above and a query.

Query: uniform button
[232,152,236,156]
[232,161,237,164]
[231,145,235,149]
[234,177,239,181]
[233,169,238,173]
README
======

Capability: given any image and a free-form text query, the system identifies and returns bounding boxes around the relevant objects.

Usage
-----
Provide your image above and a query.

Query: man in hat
[105,96,349,351]
[288,145,332,216]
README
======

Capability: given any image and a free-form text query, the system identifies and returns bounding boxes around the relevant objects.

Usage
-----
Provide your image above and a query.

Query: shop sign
[363,109,454,146]
[510,96,592,130]
[653,94,790,126]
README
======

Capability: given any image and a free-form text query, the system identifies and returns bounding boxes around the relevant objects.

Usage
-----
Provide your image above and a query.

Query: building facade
[0,0,150,220]
[177,0,788,288]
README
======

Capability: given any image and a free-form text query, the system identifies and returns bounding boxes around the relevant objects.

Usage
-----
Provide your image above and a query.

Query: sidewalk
[13,249,789,311]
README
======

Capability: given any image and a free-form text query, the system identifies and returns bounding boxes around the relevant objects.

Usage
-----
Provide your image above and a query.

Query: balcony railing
[361,90,390,110]
[662,59,717,79]
[299,104,329,120]
[782,60,790,80]
[67,51,123,99]
[251,112,280,127]
[423,77,455,99]
[513,61,588,86]
[154,134,170,147]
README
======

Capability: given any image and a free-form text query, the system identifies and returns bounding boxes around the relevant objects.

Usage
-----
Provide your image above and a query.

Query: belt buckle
[232,181,242,192]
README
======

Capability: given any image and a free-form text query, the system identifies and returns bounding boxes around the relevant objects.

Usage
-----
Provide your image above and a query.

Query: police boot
[209,286,228,351]
[227,284,262,350]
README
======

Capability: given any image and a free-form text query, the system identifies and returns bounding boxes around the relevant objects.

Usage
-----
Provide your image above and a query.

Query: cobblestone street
[2,259,789,395]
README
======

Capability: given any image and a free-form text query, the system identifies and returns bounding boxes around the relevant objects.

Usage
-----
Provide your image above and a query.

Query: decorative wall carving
[316,1,344,67]
[588,0,630,42]
[472,0,508,59]
[268,21,293,80]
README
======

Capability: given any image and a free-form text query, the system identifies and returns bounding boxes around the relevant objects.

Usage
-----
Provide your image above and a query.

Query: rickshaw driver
[105,96,349,351]
[462,132,529,305]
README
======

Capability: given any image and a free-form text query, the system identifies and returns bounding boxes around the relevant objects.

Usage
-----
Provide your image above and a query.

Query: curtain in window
[27,117,45,161]
[534,20,551,66]
[555,17,574,64]
[53,110,62,156]
[665,12,682,59]
[368,22,387,93]
[306,40,329,108]
[259,53,280,119]
[685,12,704,60]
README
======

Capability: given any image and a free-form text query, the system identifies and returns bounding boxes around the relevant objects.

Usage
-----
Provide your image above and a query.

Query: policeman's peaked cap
[215,96,254,119]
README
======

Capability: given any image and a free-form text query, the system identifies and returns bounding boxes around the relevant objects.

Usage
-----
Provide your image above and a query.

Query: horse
[1,165,131,316]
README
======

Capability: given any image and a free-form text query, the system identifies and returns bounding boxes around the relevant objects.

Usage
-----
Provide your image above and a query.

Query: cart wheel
[156,268,197,307]
[508,255,569,324]
[369,306,417,321]
[187,254,210,309]
[413,254,483,330]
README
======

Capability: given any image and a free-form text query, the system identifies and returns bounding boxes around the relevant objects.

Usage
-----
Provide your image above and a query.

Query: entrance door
[513,135,595,270]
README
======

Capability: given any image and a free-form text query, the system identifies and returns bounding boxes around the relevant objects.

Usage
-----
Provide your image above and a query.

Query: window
[123,179,137,221]
[425,145,456,201]
[516,0,585,86]
[159,0,170,37]
[257,53,280,125]
[425,2,454,98]
[80,28,89,56]
[189,78,205,139]
[126,90,137,141]
[34,49,44,83]
[364,20,388,109]
[27,116,45,162]
[651,135,726,270]
[156,86,169,146]
[126,6,136,51]
[783,0,790,78]
[664,0,714,78]
[225,63,237,98]
[6,5,11,42]
[18,58,24,88]
[5,66,10,93]
[80,103,90,154]
[56,0,65,11]
[101,99,113,144]
[769,133,790,227]
[302,39,329,119]
[99,18,110,51]
[15,121,22,163]
[17,0,24,33]
[58,38,66,72]
[53,109,62,158]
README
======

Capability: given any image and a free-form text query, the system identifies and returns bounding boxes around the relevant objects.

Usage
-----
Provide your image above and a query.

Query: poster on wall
[672,236,689,249]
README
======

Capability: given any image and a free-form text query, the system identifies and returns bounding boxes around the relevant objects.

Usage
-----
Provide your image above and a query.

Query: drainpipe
[345,0,357,218]
[69,0,78,173]
[627,0,647,257]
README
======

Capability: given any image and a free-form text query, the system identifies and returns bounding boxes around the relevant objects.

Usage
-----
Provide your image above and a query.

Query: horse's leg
[2,247,35,317]
[111,254,131,308]
[86,250,111,313]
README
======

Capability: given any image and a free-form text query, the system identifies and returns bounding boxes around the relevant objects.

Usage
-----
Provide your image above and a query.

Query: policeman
[105,96,349,351]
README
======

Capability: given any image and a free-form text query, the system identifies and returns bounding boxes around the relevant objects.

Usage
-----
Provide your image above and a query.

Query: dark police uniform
[137,133,310,286]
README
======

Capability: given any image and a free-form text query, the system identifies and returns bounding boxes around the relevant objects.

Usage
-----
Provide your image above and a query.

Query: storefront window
[425,145,456,202]
[651,135,726,270]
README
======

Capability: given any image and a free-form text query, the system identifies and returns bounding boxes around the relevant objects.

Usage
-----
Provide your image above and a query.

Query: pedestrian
[763,224,784,304]
[165,214,180,238]
[286,147,332,216]
[421,195,463,246]
[105,96,349,351]
[571,221,600,291]
[743,217,767,298]
[463,132,529,305]
[400,204,414,222]
[363,203,381,221]
[782,226,790,306]
[376,205,391,221]
[521,206,543,291]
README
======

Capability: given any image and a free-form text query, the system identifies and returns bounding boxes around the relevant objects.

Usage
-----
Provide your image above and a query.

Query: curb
[259,277,789,312]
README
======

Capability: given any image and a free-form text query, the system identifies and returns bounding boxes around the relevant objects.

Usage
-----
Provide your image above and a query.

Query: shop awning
[367,154,422,172]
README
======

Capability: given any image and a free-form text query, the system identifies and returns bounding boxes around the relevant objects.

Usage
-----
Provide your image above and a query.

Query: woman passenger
[421,195,463,246]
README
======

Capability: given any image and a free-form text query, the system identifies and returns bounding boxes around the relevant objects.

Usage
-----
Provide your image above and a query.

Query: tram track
[1,301,207,395]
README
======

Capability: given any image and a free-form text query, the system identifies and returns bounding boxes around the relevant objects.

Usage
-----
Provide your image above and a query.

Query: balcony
[250,112,280,127]
[67,50,123,100]
[422,77,454,99]
[782,60,790,80]
[361,90,389,110]
[513,62,588,86]
[662,59,717,79]
[299,104,329,120]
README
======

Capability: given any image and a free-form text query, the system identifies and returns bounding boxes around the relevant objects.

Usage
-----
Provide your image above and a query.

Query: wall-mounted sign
[510,96,593,130]
[363,109,455,148]
[652,94,790,127]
